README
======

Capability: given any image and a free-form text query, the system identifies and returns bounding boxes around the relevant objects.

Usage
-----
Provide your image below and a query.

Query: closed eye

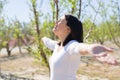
[56,19,62,24]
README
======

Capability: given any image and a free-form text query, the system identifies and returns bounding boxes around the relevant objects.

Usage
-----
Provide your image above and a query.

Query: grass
[1,42,120,80]
[77,61,120,80]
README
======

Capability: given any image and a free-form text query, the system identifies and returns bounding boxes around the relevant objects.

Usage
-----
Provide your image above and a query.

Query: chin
[52,29,59,36]
[53,32,59,37]
[52,30,56,34]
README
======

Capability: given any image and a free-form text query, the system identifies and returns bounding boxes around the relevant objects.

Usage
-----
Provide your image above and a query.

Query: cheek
[58,23,63,28]
[59,23,67,30]
[59,26,66,32]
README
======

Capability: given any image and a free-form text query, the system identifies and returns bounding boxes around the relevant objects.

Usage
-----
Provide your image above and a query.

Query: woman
[42,14,117,80]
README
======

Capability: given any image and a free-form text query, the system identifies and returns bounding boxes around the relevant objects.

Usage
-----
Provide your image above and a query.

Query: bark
[32,1,50,70]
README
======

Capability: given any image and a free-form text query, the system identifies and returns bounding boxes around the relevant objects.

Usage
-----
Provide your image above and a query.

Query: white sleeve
[65,40,82,55]
[42,37,57,51]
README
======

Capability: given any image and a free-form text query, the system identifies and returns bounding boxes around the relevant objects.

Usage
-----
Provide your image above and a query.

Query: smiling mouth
[53,26,58,30]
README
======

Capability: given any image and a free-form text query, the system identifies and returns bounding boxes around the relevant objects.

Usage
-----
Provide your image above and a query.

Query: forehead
[59,16,66,20]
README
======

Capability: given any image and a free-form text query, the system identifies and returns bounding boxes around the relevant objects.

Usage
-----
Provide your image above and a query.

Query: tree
[0,0,6,50]
[97,0,120,47]
[27,0,50,69]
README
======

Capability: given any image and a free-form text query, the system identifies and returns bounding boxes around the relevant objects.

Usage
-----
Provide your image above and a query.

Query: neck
[58,34,68,46]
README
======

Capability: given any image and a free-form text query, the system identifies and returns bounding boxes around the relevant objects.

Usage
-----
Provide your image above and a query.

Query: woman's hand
[41,37,47,42]
[90,44,118,65]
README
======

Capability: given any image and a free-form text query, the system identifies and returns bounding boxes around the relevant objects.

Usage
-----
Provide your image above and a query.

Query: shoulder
[67,40,79,45]
[42,37,58,43]
[64,40,79,49]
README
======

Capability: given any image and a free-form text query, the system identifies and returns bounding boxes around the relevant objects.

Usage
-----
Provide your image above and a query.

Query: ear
[67,27,71,32]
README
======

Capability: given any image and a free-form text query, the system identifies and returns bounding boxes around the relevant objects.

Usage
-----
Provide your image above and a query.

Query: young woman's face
[53,16,70,37]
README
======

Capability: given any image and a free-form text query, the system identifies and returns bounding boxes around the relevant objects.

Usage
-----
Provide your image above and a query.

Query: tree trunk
[78,0,82,19]
[6,42,11,56]
[32,1,50,70]
[55,0,59,21]
[17,36,22,54]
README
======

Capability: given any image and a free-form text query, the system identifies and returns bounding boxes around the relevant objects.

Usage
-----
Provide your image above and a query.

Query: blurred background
[0,0,120,80]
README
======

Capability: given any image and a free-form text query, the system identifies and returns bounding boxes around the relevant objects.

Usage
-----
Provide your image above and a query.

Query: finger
[107,58,118,65]
[93,52,107,57]
[103,46,113,52]
[95,53,118,65]
[95,56,106,62]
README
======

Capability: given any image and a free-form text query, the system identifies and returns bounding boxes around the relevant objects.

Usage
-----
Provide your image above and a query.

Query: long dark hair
[62,14,83,46]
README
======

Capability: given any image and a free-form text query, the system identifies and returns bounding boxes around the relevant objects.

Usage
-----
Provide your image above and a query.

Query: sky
[1,0,120,25]
[1,0,100,24]
[2,0,50,24]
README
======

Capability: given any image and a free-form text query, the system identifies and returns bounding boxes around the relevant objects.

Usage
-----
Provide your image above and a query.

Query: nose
[55,20,59,26]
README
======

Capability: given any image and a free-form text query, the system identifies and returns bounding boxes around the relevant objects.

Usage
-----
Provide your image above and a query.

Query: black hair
[62,14,83,46]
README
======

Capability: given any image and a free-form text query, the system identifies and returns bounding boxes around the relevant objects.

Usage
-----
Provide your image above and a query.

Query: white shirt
[43,37,81,80]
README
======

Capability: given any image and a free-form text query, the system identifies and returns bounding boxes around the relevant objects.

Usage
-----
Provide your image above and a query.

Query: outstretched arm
[80,43,118,65]
[88,44,117,65]
[67,42,118,65]
[42,37,57,51]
